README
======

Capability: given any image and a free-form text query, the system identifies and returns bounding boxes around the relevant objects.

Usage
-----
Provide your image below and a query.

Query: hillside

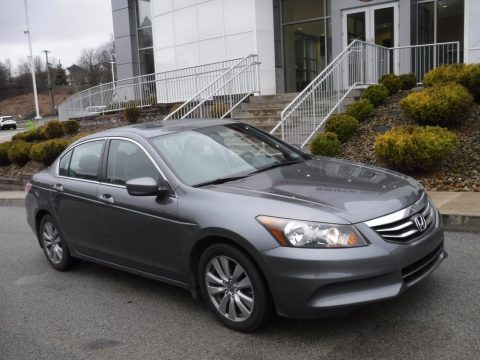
[0,86,83,119]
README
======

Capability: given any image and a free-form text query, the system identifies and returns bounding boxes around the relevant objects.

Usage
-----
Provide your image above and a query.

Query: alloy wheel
[205,256,254,322]
[42,222,63,265]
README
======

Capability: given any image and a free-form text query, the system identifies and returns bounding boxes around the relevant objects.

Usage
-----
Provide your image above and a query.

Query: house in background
[111,0,480,95]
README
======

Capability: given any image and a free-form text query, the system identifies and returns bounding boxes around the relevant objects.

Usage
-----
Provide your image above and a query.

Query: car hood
[213,157,423,223]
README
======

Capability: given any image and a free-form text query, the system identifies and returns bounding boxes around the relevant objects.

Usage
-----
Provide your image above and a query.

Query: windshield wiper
[249,159,304,175]
[193,175,250,188]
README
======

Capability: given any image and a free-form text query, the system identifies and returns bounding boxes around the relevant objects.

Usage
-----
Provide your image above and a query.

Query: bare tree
[76,38,116,85]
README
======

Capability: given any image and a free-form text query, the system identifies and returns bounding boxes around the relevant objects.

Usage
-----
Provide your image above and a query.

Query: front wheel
[199,244,272,332]
[39,215,75,271]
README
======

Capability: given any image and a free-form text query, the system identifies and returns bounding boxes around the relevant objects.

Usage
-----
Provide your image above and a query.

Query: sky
[0,0,113,72]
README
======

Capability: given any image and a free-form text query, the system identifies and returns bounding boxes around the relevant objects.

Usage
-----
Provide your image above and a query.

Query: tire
[12,125,16,130]
[39,215,76,271]
[198,243,273,332]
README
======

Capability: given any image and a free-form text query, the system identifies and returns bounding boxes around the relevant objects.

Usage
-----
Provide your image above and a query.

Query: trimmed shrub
[399,73,417,90]
[125,106,141,124]
[380,74,402,95]
[7,141,32,166]
[346,99,374,122]
[43,121,65,139]
[209,102,230,118]
[62,120,80,135]
[30,139,69,166]
[423,64,464,87]
[12,128,45,142]
[375,125,457,172]
[325,114,359,143]
[0,142,12,166]
[310,131,341,157]
[459,64,480,102]
[424,63,480,102]
[361,84,390,107]
[400,83,473,127]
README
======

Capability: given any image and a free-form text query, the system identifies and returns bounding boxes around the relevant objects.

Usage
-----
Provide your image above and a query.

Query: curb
[442,214,480,233]
[0,198,26,207]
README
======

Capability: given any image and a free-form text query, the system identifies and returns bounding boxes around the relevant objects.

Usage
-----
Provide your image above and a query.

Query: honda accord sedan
[25,119,446,331]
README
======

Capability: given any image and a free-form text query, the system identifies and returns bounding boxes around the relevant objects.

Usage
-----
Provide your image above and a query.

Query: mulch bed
[338,90,480,192]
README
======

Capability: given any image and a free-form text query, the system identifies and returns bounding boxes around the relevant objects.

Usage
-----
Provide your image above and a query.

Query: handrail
[272,40,390,148]
[163,54,260,120]
[58,57,248,120]
[273,40,460,149]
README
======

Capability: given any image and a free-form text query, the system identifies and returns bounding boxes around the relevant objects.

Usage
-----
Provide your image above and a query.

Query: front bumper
[261,208,446,319]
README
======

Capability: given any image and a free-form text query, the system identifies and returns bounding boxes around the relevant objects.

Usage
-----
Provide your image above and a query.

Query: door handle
[52,184,63,191]
[98,194,115,204]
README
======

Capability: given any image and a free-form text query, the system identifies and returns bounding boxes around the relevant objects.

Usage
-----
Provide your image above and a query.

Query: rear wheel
[199,243,272,332]
[40,215,75,271]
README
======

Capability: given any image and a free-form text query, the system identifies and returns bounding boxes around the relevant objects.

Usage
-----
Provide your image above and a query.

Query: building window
[135,0,154,75]
[415,0,464,60]
[282,0,331,92]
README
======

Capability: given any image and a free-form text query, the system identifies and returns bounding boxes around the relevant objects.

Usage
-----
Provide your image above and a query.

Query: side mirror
[126,177,171,197]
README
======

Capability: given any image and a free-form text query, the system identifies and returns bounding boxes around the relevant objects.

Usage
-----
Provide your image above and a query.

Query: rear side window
[58,150,72,176]
[106,139,159,186]
[68,140,104,181]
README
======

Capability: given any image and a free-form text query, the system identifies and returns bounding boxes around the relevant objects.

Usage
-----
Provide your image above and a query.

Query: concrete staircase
[231,89,362,138]
[230,93,298,133]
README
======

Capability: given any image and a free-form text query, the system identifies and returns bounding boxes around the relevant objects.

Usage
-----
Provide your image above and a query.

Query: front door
[342,3,399,75]
[96,138,182,281]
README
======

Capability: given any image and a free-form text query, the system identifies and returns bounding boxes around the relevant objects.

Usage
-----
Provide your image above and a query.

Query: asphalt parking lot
[0,128,23,143]
[1,206,479,360]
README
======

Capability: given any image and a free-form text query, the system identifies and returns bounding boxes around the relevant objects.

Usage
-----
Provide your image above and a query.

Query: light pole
[43,50,56,115]
[23,0,41,119]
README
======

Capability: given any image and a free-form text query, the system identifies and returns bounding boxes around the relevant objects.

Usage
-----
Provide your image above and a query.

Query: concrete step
[231,109,283,118]
[237,102,291,111]
[248,93,298,103]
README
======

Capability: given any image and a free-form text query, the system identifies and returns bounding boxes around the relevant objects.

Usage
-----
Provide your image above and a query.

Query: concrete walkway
[1,190,479,231]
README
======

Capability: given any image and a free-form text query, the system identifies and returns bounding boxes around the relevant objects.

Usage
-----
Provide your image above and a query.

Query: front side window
[68,140,104,181]
[106,139,159,186]
[58,149,72,176]
[150,124,308,187]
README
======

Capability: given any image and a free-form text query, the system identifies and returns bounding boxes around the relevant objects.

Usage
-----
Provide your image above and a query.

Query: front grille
[366,195,436,244]
[401,243,444,285]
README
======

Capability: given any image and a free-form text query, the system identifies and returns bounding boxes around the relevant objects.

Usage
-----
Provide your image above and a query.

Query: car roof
[84,118,240,140]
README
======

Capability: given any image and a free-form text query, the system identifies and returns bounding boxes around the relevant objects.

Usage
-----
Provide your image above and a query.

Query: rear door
[96,138,182,281]
[51,139,106,257]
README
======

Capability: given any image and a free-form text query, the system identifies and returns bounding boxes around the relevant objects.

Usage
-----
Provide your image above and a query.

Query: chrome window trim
[364,193,427,228]
[55,136,176,196]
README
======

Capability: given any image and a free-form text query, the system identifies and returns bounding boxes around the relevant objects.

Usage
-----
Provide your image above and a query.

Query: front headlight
[256,215,368,248]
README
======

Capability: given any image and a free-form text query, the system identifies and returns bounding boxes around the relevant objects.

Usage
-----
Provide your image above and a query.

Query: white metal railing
[272,40,390,148]
[58,58,248,120]
[273,41,461,148]
[391,41,460,83]
[163,54,260,120]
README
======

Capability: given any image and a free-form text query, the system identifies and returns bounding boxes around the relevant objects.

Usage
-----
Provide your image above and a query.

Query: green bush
[424,63,480,102]
[325,114,359,143]
[209,102,230,118]
[62,120,80,135]
[0,142,12,166]
[7,141,32,167]
[400,83,473,127]
[375,125,457,172]
[12,128,45,142]
[361,84,390,107]
[459,64,480,102]
[423,64,464,87]
[346,99,374,122]
[30,139,69,166]
[380,74,402,95]
[310,131,341,157]
[43,121,65,139]
[125,106,141,124]
[399,73,417,90]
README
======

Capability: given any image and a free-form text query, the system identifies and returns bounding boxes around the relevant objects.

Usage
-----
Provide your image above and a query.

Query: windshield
[150,123,309,187]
